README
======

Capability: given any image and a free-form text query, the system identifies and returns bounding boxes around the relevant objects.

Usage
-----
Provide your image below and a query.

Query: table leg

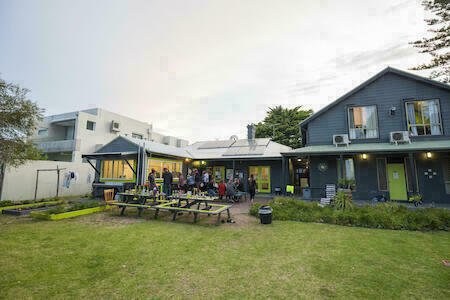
[138,208,143,217]
[154,208,159,219]
[227,208,231,220]
[172,210,177,221]
[193,212,198,223]
[216,213,221,226]
[120,206,126,216]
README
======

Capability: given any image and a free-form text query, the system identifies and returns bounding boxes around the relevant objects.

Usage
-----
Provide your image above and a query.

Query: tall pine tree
[410,0,449,83]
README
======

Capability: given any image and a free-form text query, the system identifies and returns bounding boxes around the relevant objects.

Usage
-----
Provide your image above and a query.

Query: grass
[0,210,449,299]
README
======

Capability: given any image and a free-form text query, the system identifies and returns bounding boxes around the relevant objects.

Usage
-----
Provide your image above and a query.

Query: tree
[254,105,313,149]
[410,0,450,83]
[0,76,45,167]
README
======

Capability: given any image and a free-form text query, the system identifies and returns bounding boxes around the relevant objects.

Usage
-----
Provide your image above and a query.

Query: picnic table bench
[154,201,232,226]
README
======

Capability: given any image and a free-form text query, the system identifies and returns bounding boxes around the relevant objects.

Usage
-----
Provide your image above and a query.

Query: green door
[387,164,407,201]
[249,166,271,193]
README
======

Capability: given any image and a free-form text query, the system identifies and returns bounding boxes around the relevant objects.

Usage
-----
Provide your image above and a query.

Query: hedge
[250,198,450,231]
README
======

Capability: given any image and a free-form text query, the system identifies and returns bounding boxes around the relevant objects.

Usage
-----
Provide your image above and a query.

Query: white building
[32,108,188,163]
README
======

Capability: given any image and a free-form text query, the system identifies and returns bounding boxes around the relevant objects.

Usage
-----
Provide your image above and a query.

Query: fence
[0,160,94,201]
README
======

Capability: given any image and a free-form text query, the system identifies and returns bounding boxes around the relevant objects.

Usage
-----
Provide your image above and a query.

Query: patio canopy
[282,140,450,156]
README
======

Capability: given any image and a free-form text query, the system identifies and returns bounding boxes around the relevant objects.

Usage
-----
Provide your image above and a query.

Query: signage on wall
[424,169,437,179]
[226,169,233,180]
[318,162,328,173]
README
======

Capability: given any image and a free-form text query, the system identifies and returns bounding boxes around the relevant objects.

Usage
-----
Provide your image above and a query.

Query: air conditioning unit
[390,131,411,145]
[111,121,120,132]
[333,134,350,147]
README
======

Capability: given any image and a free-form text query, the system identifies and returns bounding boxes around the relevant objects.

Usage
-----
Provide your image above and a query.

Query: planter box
[2,206,59,216]
[0,201,63,213]
[30,206,106,220]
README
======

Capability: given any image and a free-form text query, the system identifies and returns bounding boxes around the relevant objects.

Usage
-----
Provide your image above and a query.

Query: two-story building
[282,67,450,204]
[32,108,188,163]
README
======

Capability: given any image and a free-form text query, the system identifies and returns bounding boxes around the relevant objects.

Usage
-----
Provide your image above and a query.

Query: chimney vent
[247,124,255,140]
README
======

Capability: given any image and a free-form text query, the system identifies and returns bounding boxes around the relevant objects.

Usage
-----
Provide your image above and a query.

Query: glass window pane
[376,158,388,191]
[123,160,134,179]
[249,167,259,180]
[102,161,112,178]
[348,106,377,139]
[113,160,123,178]
[148,160,162,179]
[261,167,269,180]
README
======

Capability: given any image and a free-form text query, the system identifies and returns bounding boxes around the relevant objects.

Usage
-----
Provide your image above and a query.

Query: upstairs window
[348,106,378,139]
[86,121,96,131]
[406,100,442,136]
[38,129,48,136]
[132,133,143,139]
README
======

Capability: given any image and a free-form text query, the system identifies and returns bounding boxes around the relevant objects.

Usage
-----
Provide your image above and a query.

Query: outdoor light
[426,152,432,159]
[185,158,191,162]
[362,153,367,160]
[201,160,206,165]
[297,158,302,162]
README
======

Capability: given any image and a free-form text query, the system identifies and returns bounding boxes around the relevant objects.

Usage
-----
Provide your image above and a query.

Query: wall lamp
[297,158,302,162]
[362,153,367,160]
[426,152,432,159]
[201,160,206,165]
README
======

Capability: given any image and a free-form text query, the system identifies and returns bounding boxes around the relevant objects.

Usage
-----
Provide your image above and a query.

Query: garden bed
[0,200,63,213]
[250,198,450,231]
[30,200,106,220]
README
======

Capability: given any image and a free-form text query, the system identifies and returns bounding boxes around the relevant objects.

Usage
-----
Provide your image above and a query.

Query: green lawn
[0,211,449,299]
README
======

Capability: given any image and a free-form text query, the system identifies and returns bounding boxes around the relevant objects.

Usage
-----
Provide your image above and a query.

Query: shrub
[333,191,353,211]
[249,197,449,231]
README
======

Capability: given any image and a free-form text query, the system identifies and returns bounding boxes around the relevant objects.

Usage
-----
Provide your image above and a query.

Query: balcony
[36,139,80,153]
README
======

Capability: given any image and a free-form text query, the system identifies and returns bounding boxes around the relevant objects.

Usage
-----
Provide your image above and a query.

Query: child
[218,180,226,200]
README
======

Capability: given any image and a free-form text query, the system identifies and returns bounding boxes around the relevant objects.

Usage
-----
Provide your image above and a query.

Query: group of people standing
[147,167,258,203]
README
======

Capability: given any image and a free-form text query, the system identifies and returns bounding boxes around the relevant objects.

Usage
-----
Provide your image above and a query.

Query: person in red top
[218,180,226,201]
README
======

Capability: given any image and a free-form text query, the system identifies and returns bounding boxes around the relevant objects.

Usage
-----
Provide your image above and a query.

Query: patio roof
[282,140,450,156]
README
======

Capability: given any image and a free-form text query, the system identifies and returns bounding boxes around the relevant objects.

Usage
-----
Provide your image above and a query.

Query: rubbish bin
[258,206,273,224]
[302,188,311,199]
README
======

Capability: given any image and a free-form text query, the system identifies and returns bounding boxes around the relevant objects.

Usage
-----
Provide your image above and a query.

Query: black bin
[258,206,273,224]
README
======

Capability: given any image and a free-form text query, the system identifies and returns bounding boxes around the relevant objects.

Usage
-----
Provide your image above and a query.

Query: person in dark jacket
[248,174,257,204]
[193,168,202,194]
[148,168,157,191]
[162,168,173,197]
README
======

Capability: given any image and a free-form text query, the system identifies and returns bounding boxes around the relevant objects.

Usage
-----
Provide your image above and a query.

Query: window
[348,106,378,139]
[38,129,48,136]
[337,157,356,189]
[86,121,96,131]
[147,158,183,180]
[376,158,388,191]
[132,133,143,139]
[406,100,442,136]
[101,160,134,180]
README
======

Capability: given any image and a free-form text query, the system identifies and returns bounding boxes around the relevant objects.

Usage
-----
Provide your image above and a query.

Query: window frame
[132,133,143,139]
[100,159,135,182]
[86,120,96,131]
[336,157,356,190]
[38,128,48,136]
[404,99,443,136]
[147,158,183,182]
[347,105,379,140]
[376,157,389,192]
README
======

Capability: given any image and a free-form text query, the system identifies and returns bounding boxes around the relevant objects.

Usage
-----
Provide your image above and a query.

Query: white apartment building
[32,108,188,163]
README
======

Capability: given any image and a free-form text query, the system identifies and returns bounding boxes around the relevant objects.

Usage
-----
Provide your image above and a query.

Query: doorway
[387,163,407,200]
[249,166,271,193]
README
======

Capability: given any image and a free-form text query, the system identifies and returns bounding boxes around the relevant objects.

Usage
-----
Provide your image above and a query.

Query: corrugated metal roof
[123,136,193,158]
[283,140,450,155]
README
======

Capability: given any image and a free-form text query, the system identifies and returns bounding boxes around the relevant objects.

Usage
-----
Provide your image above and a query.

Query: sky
[0,0,433,143]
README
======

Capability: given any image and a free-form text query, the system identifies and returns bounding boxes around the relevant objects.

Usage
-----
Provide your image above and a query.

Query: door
[387,164,407,200]
[249,166,271,193]
[213,166,225,182]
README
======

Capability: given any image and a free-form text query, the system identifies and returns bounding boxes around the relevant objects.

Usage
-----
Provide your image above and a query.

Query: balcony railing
[36,139,80,153]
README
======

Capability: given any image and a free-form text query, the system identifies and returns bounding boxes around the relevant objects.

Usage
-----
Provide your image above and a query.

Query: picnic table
[156,194,231,225]
[115,192,168,216]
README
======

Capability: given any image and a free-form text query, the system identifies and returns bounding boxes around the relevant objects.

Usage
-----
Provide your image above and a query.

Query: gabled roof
[299,67,450,128]
[184,138,291,159]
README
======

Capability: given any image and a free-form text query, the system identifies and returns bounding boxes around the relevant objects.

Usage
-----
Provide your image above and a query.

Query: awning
[282,140,450,156]
[81,151,137,159]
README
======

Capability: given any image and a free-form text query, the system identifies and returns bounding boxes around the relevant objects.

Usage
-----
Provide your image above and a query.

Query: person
[178,174,186,193]
[194,168,202,194]
[187,172,195,192]
[162,167,173,197]
[218,180,226,201]
[226,179,235,202]
[248,174,257,204]
[147,168,157,191]
[207,177,216,197]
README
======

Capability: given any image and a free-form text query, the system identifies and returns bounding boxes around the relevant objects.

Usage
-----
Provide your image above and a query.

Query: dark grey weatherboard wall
[305,73,450,146]
[308,153,450,203]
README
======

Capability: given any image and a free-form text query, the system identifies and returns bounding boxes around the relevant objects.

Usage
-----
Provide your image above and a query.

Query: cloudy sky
[0,0,432,142]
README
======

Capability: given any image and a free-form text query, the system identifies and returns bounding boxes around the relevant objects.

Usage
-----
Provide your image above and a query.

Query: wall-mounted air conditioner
[111,121,120,132]
[390,131,410,145]
[333,134,350,147]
